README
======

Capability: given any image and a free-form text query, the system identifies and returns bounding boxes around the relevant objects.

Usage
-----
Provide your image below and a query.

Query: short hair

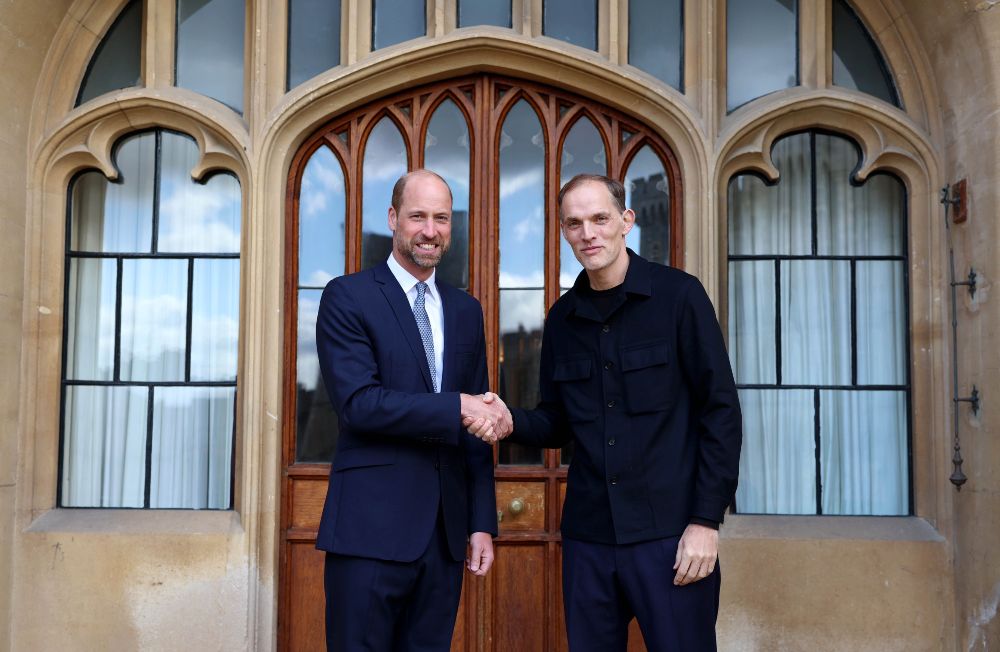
[557,174,626,215]
[391,169,453,213]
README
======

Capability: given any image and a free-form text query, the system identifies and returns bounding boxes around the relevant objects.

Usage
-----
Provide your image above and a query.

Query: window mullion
[144,385,155,508]
[145,0,177,89]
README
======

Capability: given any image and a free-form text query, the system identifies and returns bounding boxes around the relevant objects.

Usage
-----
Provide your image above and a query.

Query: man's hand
[673,523,718,586]
[467,532,494,576]
[460,393,513,443]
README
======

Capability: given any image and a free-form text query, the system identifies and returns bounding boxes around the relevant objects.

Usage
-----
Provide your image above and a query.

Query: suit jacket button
[434,461,440,469]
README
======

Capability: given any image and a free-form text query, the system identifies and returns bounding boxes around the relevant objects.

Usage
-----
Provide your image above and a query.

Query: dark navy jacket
[510,250,742,544]
[315,262,498,562]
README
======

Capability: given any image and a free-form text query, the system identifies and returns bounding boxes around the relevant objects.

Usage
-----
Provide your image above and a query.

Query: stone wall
[904,1,1000,648]
[0,2,69,649]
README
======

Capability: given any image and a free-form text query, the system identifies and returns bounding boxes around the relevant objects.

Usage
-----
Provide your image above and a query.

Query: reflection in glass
[361,118,408,271]
[77,0,142,105]
[62,385,148,507]
[150,386,235,508]
[499,101,545,291]
[728,133,811,256]
[624,146,670,265]
[498,289,545,465]
[498,101,546,466]
[856,261,906,385]
[816,135,905,256]
[288,0,341,89]
[727,0,797,111]
[543,0,597,50]
[158,133,241,253]
[299,146,347,288]
[191,259,240,381]
[781,260,851,385]
[424,99,471,289]
[120,259,188,382]
[832,0,898,106]
[459,0,511,28]
[296,289,339,462]
[70,133,155,253]
[559,117,607,288]
[176,0,245,112]
[628,0,682,89]
[728,261,776,385]
[735,389,815,514]
[820,390,907,515]
[66,259,117,381]
[373,0,426,49]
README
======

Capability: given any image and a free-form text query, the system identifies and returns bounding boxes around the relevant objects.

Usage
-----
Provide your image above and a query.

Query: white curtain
[729,133,908,515]
[62,132,239,509]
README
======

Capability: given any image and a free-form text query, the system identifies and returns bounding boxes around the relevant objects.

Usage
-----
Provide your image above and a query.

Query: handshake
[459,392,513,444]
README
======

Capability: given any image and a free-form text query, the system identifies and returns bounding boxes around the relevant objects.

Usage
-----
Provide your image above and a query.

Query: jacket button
[602,324,611,333]
[608,438,616,446]
[607,400,616,408]
[604,361,613,370]
[434,461,440,469]
[609,475,618,485]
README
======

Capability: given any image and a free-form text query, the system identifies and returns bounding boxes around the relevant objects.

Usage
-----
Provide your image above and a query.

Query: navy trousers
[562,535,720,652]
[324,513,463,652]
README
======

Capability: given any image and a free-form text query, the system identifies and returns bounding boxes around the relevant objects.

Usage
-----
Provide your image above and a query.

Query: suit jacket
[315,262,498,562]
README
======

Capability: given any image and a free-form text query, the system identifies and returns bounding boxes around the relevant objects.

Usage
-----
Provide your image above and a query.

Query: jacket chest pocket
[620,342,673,413]
[553,356,598,422]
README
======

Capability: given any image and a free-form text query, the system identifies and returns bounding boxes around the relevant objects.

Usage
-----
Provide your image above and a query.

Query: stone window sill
[25,508,243,536]
[721,514,944,542]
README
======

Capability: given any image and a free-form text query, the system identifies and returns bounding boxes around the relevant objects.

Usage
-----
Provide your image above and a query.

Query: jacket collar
[568,249,652,322]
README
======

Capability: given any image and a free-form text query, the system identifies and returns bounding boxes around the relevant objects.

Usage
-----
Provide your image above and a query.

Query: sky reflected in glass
[299,146,346,287]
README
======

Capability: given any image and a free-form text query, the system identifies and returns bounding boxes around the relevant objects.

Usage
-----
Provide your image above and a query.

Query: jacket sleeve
[676,277,743,524]
[462,305,499,536]
[508,318,575,449]
[317,277,463,445]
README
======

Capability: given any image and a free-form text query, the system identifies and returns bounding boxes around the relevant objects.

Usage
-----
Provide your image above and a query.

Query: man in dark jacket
[473,174,742,651]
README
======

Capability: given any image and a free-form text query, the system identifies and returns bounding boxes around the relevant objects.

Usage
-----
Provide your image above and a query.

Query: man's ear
[622,208,636,236]
[388,206,398,232]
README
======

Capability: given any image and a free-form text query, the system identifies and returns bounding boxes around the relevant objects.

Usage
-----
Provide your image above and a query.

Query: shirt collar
[386,252,439,301]
[568,249,652,321]
[570,248,652,297]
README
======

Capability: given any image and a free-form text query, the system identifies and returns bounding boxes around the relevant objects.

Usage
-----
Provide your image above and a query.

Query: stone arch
[715,95,948,527]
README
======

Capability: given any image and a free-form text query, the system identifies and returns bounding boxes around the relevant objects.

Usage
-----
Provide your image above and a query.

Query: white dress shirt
[386,253,444,393]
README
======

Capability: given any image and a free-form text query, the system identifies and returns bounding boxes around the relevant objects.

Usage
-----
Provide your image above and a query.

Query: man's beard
[396,231,450,269]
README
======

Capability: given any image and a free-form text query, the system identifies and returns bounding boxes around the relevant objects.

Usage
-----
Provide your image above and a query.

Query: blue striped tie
[413,282,438,392]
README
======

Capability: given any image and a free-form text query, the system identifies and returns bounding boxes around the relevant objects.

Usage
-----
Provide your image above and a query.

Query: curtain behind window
[728,132,908,515]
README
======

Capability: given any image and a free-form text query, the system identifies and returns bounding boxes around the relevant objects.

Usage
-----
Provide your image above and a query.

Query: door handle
[508,498,525,515]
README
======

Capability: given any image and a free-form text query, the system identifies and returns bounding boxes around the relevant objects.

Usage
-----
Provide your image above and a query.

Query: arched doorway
[280,74,682,651]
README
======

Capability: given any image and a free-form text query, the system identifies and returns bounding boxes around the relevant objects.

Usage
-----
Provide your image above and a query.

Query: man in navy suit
[315,169,510,651]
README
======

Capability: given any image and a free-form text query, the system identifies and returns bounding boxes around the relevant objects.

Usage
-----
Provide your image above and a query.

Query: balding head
[391,169,453,214]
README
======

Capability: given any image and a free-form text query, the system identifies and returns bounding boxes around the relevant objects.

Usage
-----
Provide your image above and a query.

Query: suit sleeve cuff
[689,517,720,530]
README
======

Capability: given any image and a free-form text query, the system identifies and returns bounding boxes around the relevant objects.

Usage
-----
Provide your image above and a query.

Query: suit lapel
[374,263,434,393]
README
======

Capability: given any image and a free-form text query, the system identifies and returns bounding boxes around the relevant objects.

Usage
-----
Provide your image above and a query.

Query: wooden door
[280,75,682,651]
